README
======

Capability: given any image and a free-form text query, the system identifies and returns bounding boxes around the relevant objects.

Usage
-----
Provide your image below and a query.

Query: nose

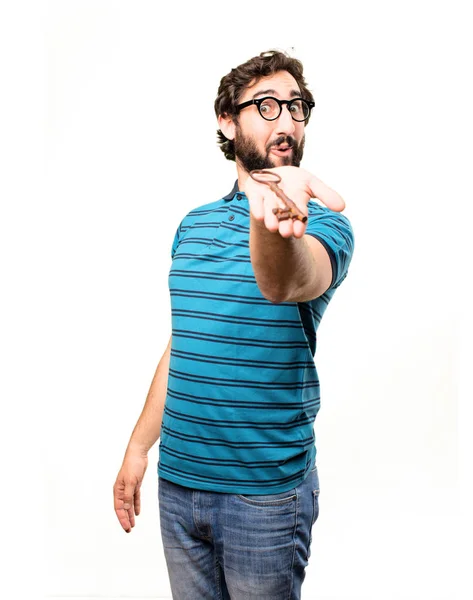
[275,104,296,136]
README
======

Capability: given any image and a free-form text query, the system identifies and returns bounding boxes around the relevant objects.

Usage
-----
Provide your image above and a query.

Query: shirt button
[235,193,242,201]
[228,214,235,221]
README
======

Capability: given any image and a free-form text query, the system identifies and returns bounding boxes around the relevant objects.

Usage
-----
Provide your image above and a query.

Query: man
[113,50,354,599]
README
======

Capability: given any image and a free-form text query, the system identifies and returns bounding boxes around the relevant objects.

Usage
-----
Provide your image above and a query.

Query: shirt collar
[223,180,239,201]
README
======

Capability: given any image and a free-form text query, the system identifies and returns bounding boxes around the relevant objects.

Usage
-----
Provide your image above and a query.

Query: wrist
[125,441,149,459]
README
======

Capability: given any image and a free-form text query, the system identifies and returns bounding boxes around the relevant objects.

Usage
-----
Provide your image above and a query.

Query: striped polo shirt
[157,180,354,494]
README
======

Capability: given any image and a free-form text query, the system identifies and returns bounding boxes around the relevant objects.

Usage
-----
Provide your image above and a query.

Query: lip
[270,147,293,157]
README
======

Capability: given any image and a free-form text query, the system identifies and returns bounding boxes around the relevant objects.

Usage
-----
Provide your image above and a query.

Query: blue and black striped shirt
[157,181,354,494]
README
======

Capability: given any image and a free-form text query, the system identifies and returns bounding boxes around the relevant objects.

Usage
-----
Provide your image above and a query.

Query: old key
[249,170,308,223]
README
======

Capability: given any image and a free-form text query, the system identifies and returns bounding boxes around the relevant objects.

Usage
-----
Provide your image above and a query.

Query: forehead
[239,70,301,102]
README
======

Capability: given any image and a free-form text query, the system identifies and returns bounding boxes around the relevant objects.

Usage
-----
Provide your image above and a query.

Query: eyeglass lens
[259,98,310,121]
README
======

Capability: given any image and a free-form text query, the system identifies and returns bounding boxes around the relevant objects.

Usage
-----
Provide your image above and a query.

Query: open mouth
[270,145,293,157]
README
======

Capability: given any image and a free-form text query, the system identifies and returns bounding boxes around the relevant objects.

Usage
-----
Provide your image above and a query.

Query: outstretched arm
[244,166,345,302]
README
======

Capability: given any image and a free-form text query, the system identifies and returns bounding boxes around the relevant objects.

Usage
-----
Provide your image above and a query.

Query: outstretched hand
[242,166,345,239]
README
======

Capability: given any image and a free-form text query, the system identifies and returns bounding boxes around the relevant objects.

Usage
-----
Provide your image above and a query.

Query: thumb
[308,175,346,213]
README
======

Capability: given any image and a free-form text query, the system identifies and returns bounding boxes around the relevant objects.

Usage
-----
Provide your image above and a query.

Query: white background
[1,1,471,599]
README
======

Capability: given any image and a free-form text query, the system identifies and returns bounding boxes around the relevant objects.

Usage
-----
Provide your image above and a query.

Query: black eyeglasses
[235,96,315,122]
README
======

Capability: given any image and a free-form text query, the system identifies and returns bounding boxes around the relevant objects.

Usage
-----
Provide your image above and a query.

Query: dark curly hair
[214,50,314,161]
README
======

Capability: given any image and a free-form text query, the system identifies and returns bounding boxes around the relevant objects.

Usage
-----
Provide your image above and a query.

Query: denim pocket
[237,489,297,507]
[311,488,320,525]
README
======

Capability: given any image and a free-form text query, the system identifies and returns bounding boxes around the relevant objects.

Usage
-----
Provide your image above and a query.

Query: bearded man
[114,50,355,599]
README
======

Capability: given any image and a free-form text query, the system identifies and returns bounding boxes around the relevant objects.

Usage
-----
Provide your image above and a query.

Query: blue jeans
[158,465,320,599]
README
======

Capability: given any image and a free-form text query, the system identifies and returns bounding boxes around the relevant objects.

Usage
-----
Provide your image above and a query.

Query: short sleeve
[305,203,355,290]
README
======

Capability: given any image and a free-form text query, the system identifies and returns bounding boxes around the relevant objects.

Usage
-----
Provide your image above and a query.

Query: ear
[218,113,236,141]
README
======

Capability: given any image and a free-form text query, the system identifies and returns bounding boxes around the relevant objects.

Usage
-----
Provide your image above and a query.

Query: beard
[233,124,305,173]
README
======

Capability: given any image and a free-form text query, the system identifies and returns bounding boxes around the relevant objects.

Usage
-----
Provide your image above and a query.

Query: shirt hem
[157,460,316,495]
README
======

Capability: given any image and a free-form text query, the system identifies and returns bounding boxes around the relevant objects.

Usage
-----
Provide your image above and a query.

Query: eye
[258,98,279,118]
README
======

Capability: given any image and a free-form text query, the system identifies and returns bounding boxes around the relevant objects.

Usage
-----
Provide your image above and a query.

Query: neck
[236,160,250,192]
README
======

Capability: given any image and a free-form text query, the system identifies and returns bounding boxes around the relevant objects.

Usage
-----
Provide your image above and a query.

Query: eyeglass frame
[235,96,315,122]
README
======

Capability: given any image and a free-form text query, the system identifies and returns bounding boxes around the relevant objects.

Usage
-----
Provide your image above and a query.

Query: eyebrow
[251,88,302,99]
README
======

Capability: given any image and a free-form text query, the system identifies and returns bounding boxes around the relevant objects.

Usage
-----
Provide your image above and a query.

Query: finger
[134,487,141,516]
[122,484,135,512]
[275,193,307,239]
[116,507,132,533]
[291,218,307,239]
[248,185,266,221]
[113,492,132,532]
[128,507,136,529]
[114,504,131,532]
[290,196,308,238]
[263,191,282,232]
[277,210,307,239]
[277,217,294,238]
[125,482,140,528]
[308,175,345,212]
[113,480,134,533]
